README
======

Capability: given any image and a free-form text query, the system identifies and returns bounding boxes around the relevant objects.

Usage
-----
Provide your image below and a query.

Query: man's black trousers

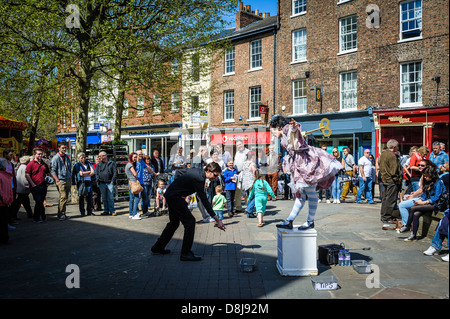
[153,195,196,255]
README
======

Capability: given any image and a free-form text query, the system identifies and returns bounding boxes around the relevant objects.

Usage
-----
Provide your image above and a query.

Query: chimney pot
[255,9,259,16]
[248,4,251,12]
[239,1,243,11]
[267,12,270,17]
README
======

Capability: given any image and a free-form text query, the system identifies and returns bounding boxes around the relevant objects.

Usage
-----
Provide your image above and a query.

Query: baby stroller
[153,171,171,216]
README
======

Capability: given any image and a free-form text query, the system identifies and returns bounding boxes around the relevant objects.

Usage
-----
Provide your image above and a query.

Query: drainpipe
[272,2,281,151]
[273,0,280,116]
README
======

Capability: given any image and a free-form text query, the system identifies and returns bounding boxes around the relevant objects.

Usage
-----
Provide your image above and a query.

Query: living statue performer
[269,115,343,230]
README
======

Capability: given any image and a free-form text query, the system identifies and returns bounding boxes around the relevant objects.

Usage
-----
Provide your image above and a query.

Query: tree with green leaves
[1,0,237,156]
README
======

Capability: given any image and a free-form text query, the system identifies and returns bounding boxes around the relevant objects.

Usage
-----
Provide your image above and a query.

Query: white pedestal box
[276,227,318,276]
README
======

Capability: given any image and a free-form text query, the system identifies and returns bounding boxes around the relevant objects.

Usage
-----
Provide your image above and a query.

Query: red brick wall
[275,0,449,116]
[210,32,275,129]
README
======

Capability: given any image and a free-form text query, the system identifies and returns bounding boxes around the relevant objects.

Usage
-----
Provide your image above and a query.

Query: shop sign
[128,130,170,136]
[388,115,412,124]
[210,131,271,145]
[192,110,208,123]
[259,105,268,114]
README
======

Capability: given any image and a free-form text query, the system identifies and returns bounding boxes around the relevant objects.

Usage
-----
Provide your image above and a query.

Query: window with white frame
[225,46,235,74]
[137,97,144,116]
[339,15,357,53]
[249,86,261,119]
[70,108,75,127]
[292,29,307,62]
[340,71,357,110]
[153,94,161,113]
[123,98,129,117]
[401,61,422,106]
[250,39,262,69]
[224,90,234,121]
[293,80,307,114]
[400,0,422,40]
[171,93,180,111]
[293,0,306,15]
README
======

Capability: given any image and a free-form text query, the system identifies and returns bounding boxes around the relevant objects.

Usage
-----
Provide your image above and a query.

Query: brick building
[275,0,449,158]
[210,2,278,155]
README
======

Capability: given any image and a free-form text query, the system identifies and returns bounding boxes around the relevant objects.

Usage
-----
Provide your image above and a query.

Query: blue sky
[223,0,278,28]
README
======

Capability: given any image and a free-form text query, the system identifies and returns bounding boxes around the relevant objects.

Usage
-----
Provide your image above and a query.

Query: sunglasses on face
[418,164,426,167]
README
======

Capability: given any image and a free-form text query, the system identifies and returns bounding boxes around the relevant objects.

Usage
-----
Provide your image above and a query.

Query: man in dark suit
[151,149,164,173]
[151,162,226,261]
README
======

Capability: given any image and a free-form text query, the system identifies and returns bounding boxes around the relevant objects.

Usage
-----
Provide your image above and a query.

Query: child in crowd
[156,180,167,212]
[223,158,238,217]
[212,185,227,226]
[248,169,276,227]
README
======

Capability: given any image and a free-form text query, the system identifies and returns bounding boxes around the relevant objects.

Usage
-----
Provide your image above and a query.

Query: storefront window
[381,126,423,155]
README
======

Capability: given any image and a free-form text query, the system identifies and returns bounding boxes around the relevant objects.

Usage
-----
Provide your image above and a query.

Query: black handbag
[78,180,88,197]
[338,171,352,183]
[318,243,345,266]
[77,163,89,197]
[434,192,449,212]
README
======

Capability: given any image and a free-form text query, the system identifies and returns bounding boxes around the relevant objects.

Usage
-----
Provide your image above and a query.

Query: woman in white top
[15,156,33,218]
[241,151,257,218]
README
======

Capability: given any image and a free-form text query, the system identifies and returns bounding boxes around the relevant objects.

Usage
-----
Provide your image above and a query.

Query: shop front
[209,126,273,158]
[121,123,182,169]
[0,116,28,156]
[291,109,375,160]
[373,106,449,158]
[56,131,102,159]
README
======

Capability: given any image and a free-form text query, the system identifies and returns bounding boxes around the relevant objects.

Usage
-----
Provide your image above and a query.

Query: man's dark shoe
[180,251,202,261]
[151,247,171,255]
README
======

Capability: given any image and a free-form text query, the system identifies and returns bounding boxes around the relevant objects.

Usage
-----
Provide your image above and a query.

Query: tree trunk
[75,65,92,156]
[113,89,125,142]
[114,67,127,142]
[26,110,40,155]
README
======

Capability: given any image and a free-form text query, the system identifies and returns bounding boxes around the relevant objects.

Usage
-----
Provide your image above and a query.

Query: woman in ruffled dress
[270,115,343,230]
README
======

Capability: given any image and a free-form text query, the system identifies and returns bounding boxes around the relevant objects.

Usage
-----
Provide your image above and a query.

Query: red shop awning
[0,116,28,131]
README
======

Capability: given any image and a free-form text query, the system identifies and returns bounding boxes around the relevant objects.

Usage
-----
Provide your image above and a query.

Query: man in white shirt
[169,147,186,171]
[356,149,374,204]
[233,140,249,211]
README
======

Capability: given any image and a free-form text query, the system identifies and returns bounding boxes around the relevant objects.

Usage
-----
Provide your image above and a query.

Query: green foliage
[0,0,238,154]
